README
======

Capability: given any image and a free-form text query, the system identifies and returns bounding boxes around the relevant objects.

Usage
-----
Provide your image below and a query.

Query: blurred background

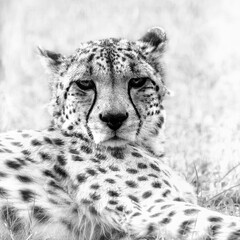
[0,0,240,201]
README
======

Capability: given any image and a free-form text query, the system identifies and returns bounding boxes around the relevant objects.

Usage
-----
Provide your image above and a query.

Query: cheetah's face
[40,28,169,148]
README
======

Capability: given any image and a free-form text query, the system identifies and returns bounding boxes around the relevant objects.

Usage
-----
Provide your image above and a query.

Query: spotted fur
[0,28,239,240]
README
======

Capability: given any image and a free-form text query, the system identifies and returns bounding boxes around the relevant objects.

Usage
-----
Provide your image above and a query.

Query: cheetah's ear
[37,47,65,74]
[138,27,167,54]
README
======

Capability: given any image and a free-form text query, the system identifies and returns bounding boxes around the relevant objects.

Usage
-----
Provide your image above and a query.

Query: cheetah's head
[39,28,170,155]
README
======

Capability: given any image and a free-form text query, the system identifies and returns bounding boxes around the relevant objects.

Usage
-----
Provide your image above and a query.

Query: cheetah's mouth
[111,136,121,140]
[101,135,128,147]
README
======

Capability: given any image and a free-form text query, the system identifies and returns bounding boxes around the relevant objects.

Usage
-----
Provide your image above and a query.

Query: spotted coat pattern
[0,28,240,240]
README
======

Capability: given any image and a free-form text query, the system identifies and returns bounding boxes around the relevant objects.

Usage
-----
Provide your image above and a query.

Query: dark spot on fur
[161,217,171,224]
[43,170,56,179]
[227,230,240,240]
[126,168,138,174]
[49,199,59,205]
[150,213,162,218]
[87,53,95,62]
[174,197,184,202]
[95,153,107,160]
[16,175,33,183]
[82,199,92,204]
[22,149,31,155]
[81,145,92,154]
[157,116,164,128]
[61,219,74,231]
[116,205,124,212]
[131,152,142,158]
[150,163,160,172]
[69,148,79,155]
[128,195,139,203]
[132,212,141,217]
[148,173,158,178]
[142,191,152,199]
[53,165,68,178]
[89,65,93,75]
[138,176,148,181]
[90,184,100,189]
[209,224,221,237]
[105,178,116,184]
[20,189,35,202]
[25,156,34,163]
[0,171,7,178]
[125,180,138,188]
[57,155,67,165]
[168,211,176,217]
[31,139,42,146]
[147,206,154,212]
[163,179,171,187]
[147,224,155,235]
[108,190,119,197]
[178,220,195,236]
[184,209,200,215]
[11,142,23,147]
[98,167,107,173]
[137,163,148,169]
[109,165,120,171]
[68,125,73,131]
[22,133,31,138]
[76,133,89,142]
[90,158,100,163]
[161,204,172,209]
[52,138,65,146]
[32,206,50,223]
[162,189,171,197]
[5,160,22,170]
[129,61,136,72]
[152,181,162,188]
[77,174,87,183]
[108,200,118,205]
[86,168,97,176]
[39,152,51,161]
[208,216,223,223]
[90,192,101,201]
[44,137,53,144]
[2,148,13,153]
[89,206,98,215]
[48,126,56,131]
[48,180,63,190]
[15,157,26,165]
[72,155,84,162]
[0,187,8,198]
[125,53,134,60]
[110,148,124,159]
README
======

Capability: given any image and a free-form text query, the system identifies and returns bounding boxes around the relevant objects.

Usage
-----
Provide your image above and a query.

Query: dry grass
[0,0,240,233]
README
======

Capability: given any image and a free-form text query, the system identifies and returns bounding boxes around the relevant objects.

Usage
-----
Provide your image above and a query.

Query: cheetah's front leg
[118,201,240,240]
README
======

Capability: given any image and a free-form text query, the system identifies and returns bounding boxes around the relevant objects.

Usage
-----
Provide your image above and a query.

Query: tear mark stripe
[127,85,142,136]
[86,87,97,140]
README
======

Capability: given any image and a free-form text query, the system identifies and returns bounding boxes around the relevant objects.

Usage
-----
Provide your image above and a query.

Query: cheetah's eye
[75,80,95,91]
[129,77,148,89]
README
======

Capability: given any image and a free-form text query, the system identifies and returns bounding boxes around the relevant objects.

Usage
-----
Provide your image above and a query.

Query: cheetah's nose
[99,112,128,131]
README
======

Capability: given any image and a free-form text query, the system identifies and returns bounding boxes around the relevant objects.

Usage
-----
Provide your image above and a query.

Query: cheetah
[0,27,240,240]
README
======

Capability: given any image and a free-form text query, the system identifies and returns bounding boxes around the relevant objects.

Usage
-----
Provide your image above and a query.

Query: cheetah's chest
[65,148,186,213]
